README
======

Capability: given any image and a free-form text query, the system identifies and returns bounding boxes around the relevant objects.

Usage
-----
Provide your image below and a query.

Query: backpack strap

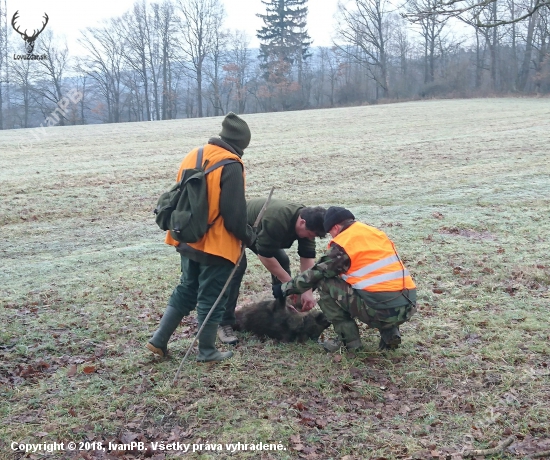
[196,147,238,173]
[204,157,241,229]
[195,147,205,168]
[205,158,240,174]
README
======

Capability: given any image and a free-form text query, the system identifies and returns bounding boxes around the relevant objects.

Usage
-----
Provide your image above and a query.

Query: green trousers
[317,277,416,344]
[168,255,234,324]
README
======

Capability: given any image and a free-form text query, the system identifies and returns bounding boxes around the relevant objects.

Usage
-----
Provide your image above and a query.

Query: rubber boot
[319,336,363,352]
[146,305,184,357]
[319,337,343,352]
[320,320,363,352]
[378,326,401,350]
[196,322,234,362]
[334,320,362,348]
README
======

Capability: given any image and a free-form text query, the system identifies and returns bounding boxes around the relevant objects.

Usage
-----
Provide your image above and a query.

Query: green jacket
[247,198,316,259]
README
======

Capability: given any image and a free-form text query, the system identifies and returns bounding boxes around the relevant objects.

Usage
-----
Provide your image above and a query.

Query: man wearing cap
[147,112,255,362]
[217,198,327,345]
[273,207,417,351]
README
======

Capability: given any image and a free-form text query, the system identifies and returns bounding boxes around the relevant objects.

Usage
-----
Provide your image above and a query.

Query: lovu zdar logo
[11,10,49,55]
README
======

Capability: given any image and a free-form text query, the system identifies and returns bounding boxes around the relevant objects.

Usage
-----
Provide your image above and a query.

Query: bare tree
[78,18,127,123]
[470,0,506,90]
[532,5,550,91]
[403,0,549,26]
[391,18,415,96]
[74,74,87,124]
[12,58,35,127]
[203,15,228,116]
[0,0,8,129]
[407,0,449,83]
[223,30,252,114]
[516,0,539,90]
[121,2,154,121]
[177,0,225,117]
[37,31,69,126]
[335,0,395,98]
[153,1,178,120]
[319,46,345,106]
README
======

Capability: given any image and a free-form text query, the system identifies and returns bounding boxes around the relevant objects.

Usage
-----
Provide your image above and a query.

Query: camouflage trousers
[317,277,416,345]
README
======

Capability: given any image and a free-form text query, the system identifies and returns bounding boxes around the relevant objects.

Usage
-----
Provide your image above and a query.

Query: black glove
[272,283,285,300]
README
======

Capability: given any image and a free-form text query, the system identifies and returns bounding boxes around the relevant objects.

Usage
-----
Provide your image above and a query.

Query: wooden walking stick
[173,186,275,383]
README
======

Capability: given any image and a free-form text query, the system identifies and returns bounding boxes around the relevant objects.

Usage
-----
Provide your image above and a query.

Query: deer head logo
[11,11,49,54]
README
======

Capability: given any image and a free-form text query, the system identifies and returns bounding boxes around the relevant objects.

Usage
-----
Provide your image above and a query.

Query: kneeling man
[273,206,417,351]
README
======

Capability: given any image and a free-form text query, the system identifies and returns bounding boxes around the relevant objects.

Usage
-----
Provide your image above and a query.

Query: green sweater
[247,198,316,259]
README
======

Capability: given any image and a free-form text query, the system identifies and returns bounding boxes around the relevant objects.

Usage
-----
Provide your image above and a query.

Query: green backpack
[154,147,239,243]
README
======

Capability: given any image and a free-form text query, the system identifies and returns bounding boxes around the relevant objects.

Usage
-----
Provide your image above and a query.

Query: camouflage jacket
[281,238,417,311]
[281,243,350,294]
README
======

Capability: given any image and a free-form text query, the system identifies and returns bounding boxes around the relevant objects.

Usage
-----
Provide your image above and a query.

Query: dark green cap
[219,112,251,151]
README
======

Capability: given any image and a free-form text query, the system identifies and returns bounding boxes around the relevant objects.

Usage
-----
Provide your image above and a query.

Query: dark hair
[300,206,327,237]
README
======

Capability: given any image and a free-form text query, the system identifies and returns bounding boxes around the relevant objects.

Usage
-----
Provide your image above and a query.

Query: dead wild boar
[235,298,331,343]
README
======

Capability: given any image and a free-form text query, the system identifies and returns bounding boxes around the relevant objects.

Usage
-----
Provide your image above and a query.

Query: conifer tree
[256,0,311,70]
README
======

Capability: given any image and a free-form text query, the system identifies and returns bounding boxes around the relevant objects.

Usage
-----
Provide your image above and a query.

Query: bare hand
[300,290,316,312]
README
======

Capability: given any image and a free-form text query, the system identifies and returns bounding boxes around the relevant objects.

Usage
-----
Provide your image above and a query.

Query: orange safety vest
[330,222,416,292]
[165,144,245,264]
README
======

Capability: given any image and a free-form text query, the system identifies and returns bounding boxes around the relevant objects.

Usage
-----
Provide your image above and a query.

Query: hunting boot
[319,337,363,352]
[217,324,239,345]
[146,305,183,358]
[378,326,401,351]
[319,337,343,352]
[197,322,234,362]
[320,320,363,352]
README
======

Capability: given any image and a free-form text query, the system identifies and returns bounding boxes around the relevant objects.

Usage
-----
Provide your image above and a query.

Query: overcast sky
[8,0,340,53]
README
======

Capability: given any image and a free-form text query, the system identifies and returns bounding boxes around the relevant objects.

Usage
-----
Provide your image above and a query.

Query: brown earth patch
[439,226,496,240]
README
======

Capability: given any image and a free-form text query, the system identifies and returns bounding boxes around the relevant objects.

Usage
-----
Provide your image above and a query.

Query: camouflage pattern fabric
[316,277,416,331]
[281,243,352,292]
[281,243,416,344]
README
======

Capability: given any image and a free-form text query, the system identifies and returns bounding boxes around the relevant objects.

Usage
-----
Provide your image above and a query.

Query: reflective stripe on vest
[341,254,400,281]
[331,222,416,292]
[351,269,410,290]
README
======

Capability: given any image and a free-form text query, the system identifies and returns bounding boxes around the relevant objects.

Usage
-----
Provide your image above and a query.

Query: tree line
[0,0,548,129]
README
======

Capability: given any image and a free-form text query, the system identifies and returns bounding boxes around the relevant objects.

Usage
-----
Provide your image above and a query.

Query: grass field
[1,98,549,459]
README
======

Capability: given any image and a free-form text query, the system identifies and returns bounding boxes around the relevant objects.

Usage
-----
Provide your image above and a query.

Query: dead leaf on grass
[299,411,316,426]
[121,432,138,444]
[293,402,307,411]
[82,365,96,374]
[315,418,328,429]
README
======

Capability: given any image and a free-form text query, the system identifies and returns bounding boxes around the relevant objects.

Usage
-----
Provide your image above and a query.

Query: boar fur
[235,298,331,343]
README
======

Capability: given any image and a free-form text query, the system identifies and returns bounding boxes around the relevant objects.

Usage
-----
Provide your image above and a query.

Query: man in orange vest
[147,112,255,362]
[273,207,417,351]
